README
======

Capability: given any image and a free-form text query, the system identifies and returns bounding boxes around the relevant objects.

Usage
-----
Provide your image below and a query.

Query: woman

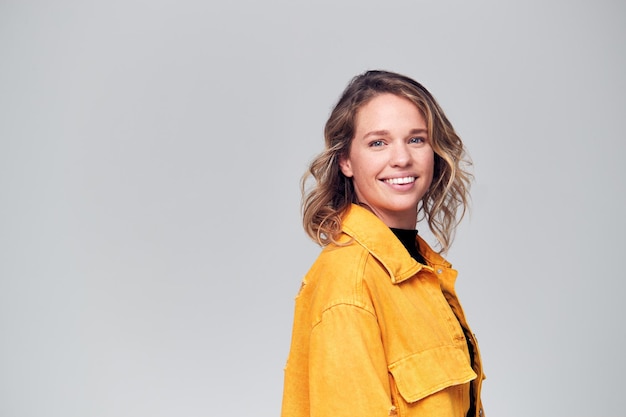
[281,70,485,417]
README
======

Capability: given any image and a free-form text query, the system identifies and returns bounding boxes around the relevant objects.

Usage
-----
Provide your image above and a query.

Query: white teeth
[384,176,415,185]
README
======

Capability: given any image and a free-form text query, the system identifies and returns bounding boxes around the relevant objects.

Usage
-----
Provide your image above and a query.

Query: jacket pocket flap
[388,345,477,403]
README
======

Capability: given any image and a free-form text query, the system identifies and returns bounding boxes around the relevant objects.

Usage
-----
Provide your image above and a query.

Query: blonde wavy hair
[301,70,472,253]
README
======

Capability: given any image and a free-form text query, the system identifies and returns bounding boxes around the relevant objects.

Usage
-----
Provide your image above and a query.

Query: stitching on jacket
[311,302,378,329]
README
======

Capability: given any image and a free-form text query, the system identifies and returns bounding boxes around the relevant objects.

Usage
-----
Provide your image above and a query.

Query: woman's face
[339,93,434,229]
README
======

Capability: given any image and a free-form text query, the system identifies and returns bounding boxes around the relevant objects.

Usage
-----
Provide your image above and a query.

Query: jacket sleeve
[308,303,394,417]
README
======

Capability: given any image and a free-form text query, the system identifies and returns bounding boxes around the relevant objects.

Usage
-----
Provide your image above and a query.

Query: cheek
[421,155,435,187]
[419,150,435,174]
[427,154,435,175]
[347,152,378,179]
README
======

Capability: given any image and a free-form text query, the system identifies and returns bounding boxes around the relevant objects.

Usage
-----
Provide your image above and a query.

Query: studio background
[1,1,624,416]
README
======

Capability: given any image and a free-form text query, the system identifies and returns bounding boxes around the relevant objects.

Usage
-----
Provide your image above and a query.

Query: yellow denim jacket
[281,204,485,417]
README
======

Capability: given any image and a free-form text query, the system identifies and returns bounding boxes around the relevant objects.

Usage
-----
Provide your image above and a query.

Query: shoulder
[302,241,386,322]
[307,240,377,291]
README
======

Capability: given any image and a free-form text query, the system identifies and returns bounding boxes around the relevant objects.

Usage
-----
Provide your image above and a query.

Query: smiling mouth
[383,176,416,185]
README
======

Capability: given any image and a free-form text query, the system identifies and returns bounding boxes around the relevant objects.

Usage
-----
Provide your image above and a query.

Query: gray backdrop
[1,1,624,416]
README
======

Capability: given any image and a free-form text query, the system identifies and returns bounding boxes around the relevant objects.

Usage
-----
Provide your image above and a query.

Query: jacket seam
[311,302,378,330]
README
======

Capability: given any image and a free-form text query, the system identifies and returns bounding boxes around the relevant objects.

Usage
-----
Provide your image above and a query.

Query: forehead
[354,93,426,129]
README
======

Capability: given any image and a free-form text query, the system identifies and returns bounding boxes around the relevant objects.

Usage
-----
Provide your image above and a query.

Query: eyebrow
[362,128,428,139]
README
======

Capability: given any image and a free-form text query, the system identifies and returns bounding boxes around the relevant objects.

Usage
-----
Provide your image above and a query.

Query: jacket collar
[340,204,452,284]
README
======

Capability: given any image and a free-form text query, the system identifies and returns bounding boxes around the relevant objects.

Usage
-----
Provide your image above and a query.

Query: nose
[390,142,411,167]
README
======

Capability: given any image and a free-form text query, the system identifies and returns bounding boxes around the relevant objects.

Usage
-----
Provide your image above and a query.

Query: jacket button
[479,408,484,416]
[436,268,443,274]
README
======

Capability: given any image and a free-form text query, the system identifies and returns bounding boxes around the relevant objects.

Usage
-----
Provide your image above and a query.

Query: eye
[369,139,385,147]
[409,136,426,144]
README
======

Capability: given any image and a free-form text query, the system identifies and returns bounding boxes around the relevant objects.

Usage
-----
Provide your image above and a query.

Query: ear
[338,156,354,178]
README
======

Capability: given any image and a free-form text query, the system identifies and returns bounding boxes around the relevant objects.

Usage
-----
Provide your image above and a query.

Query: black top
[389,227,427,265]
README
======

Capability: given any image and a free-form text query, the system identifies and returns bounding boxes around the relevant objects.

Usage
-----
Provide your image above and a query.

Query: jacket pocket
[388,345,477,403]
